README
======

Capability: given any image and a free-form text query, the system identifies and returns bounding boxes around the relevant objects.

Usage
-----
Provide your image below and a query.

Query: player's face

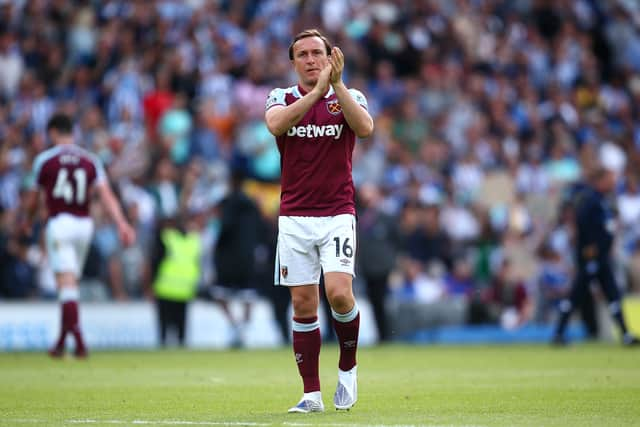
[291,36,329,87]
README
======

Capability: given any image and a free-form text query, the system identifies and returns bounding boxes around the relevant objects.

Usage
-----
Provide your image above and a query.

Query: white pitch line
[6,421,268,426]
[283,424,486,427]
[68,421,270,426]
[6,419,486,427]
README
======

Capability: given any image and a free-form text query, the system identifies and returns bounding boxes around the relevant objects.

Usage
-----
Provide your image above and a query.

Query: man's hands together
[313,46,345,96]
[328,46,344,84]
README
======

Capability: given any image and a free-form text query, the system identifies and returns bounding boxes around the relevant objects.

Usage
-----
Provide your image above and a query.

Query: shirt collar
[296,84,334,98]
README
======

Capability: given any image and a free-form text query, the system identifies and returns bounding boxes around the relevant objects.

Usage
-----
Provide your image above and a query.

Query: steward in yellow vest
[150,216,203,346]
[153,228,201,301]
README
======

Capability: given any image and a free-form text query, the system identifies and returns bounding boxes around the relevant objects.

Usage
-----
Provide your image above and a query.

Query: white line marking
[6,419,487,427]
[68,421,269,426]
[283,424,486,427]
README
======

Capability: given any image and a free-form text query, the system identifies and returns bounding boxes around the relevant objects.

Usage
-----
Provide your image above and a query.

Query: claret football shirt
[29,144,106,218]
[266,85,368,217]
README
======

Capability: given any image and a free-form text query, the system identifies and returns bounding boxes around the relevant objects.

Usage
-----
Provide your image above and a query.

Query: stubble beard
[299,73,318,90]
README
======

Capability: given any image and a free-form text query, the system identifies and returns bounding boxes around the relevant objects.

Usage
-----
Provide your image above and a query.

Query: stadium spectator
[0,26,23,101]
[536,244,572,323]
[444,255,477,299]
[265,29,373,413]
[404,198,454,271]
[143,68,174,142]
[617,168,640,252]
[147,156,180,219]
[393,257,446,305]
[0,226,38,299]
[626,242,640,294]
[484,259,534,330]
[158,92,193,166]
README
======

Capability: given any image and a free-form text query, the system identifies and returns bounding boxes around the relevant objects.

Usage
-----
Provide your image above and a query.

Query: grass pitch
[0,344,638,427]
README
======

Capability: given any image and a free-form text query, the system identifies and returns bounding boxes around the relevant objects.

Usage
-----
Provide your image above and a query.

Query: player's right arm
[18,189,39,236]
[265,65,332,136]
[19,153,45,235]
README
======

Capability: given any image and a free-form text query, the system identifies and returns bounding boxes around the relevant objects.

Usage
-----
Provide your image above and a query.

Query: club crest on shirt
[326,99,342,115]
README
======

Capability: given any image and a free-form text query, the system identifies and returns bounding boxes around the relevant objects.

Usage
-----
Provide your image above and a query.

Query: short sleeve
[23,170,38,191]
[90,153,107,185]
[266,88,287,111]
[25,152,46,190]
[348,88,368,110]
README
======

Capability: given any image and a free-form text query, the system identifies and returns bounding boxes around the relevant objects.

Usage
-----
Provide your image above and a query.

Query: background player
[22,113,136,358]
[552,166,638,346]
[265,29,374,412]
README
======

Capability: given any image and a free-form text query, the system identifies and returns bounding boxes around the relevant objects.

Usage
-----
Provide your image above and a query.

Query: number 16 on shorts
[333,236,354,267]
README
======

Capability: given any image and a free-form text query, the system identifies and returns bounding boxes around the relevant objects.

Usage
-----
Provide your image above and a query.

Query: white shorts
[45,213,94,276]
[274,214,356,286]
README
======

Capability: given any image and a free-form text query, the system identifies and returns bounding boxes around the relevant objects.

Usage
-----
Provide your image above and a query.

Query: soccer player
[23,113,136,358]
[264,29,374,412]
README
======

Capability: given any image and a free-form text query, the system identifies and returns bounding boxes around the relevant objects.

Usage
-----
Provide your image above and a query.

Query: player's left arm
[329,47,374,139]
[96,181,136,247]
[90,155,136,247]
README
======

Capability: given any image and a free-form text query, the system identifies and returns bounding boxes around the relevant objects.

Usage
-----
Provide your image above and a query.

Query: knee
[291,292,318,318]
[326,287,355,314]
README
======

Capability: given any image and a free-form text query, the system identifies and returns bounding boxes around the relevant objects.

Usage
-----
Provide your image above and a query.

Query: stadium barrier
[0,299,378,351]
[2,297,637,351]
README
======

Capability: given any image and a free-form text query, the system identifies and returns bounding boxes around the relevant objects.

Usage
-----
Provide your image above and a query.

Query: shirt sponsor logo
[327,99,342,115]
[287,124,344,140]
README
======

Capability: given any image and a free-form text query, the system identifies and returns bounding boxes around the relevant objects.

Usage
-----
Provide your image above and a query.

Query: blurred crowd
[2,0,640,334]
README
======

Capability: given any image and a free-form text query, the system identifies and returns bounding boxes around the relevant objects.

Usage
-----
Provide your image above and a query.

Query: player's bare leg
[50,273,87,359]
[325,272,359,410]
[288,284,324,413]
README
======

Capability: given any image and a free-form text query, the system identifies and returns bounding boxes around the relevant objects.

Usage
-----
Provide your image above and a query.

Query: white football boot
[288,391,325,413]
[333,365,357,410]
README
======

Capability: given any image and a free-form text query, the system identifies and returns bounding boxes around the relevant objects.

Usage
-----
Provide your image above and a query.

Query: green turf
[0,344,638,427]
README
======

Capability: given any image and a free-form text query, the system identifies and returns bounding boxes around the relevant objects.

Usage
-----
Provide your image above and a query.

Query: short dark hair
[288,29,332,60]
[46,113,73,134]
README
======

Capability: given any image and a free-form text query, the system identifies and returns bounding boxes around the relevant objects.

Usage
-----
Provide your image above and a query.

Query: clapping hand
[328,46,344,84]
